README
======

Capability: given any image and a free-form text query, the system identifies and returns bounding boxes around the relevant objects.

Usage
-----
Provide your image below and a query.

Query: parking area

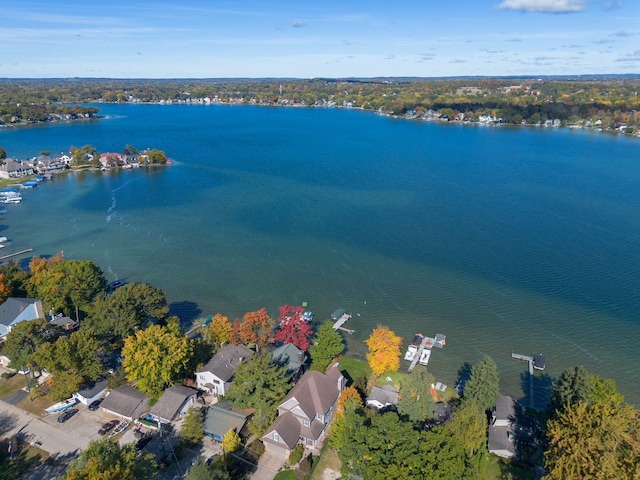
[41,403,126,445]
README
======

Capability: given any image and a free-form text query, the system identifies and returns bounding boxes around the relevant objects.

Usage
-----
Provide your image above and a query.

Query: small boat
[45,397,78,414]
[109,421,130,438]
[3,197,22,204]
[404,345,418,361]
[0,237,7,243]
[418,349,432,365]
[302,311,314,322]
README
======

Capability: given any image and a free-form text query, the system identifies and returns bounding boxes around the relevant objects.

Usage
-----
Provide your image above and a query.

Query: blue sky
[1,0,638,78]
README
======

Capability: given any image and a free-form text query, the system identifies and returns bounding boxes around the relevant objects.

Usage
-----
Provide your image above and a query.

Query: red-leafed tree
[274,305,313,351]
[229,308,275,350]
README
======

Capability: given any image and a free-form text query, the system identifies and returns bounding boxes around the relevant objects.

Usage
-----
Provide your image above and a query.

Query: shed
[74,378,109,406]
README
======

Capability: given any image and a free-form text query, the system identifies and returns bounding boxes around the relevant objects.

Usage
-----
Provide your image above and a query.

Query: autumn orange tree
[0,273,11,303]
[229,308,275,350]
[365,325,402,376]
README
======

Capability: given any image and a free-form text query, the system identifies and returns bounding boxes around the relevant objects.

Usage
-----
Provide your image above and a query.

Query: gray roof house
[0,159,34,179]
[148,385,199,424]
[0,298,45,339]
[100,385,150,421]
[262,364,346,456]
[74,378,109,406]
[488,395,519,458]
[203,401,252,442]
[195,344,254,397]
[366,384,399,410]
[272,343,307,378]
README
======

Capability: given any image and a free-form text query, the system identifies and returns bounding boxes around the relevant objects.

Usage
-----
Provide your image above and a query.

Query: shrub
[288,444,304,465]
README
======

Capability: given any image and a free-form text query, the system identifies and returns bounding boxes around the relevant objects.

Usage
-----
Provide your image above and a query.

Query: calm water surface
[1,104,639,406]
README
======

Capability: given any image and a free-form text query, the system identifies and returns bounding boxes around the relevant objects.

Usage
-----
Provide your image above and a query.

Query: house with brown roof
[195,344,254,397]
[262,364,346,456]
[147,385,199,424]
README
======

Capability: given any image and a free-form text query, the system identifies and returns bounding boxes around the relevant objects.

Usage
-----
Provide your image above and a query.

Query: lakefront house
[195,344,254,397]
[261,364,346,456]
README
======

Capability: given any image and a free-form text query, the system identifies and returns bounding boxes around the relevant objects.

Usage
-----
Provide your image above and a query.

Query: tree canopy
[365,325,402,377]
[202,313,232,346]
[273,305,313,351]
[121,320,193,399]
[65,437,157,480]
[398,368,437,424]
[462,355,500,412]
[309,320,345,371]
[229,308,275,350]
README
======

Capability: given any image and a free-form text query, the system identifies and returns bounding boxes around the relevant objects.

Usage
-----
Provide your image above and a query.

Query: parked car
[57,409,79,423]
[135,435,153,451]
[98,419,120,435]
[88,399,103,411]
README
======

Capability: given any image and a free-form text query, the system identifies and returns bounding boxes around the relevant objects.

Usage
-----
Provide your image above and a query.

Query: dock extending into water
[0,248,33,261]
[407,336,430,373]
[406,333,446,373]
[511,352,545,410]
[332,312,354,334]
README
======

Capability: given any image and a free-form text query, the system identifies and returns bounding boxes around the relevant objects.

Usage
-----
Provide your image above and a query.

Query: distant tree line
[0,77,639,132]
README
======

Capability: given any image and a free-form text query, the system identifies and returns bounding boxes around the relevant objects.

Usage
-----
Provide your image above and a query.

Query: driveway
[0,399,123,457]
[251,450,286,480]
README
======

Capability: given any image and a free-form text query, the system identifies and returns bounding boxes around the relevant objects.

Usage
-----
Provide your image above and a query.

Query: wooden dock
[332,313,354,334]
[0,248,33,261]
[407,336,430,373]
[512,352,535,410]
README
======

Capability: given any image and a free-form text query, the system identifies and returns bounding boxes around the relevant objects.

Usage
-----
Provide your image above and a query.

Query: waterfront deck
[406,332,446,373]
[512,352,545,410]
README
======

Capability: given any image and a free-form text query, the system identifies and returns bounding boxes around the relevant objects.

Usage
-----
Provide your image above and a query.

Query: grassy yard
[0,373,26,399]
[335,356,370,385]
[308,445,340,480]
[274,469,299,480]
[0,437,48,480]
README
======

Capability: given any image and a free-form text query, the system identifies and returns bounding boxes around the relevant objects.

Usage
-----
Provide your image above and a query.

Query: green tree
[27,259,106,320]
[65,437,157,480]
[186,457,230,480]
[225,353,290,436]
[463,355,500,411]
[180,407,205,445]
[202,313,232,347]
[0,146,6,159]
[222,429,242,453]
[3,318,61,371]
[398,368,437,424]
[549,365,593,414]
[309,320,345,371]
[86,283,169,339]
[122,321,193,399]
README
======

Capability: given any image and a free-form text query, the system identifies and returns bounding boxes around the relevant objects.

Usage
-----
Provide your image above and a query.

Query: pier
[407,336,430,373]
[511,353,536,410]
[331,309,354,334]
[0,248,33,261]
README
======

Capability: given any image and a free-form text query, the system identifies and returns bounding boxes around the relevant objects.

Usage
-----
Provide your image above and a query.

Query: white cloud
[497,0,586,13]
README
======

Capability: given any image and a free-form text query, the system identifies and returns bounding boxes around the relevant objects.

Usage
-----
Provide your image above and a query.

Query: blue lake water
[1,104,639,406]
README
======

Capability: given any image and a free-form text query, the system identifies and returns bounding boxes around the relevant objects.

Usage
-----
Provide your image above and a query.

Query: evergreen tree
[309,320,345,371]
[463,355,500,411]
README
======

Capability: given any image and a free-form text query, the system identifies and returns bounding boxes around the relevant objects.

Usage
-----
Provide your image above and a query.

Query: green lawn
[335,356,371,384]
[274,469,299,480]
[0,373,26,399]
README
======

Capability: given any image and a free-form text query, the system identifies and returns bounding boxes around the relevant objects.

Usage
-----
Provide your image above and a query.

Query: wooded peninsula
[1,76,639,135]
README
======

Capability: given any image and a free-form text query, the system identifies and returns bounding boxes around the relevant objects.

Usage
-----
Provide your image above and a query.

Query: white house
[195,344,254,397]
[74,378,109,406]
[0,298,45,340]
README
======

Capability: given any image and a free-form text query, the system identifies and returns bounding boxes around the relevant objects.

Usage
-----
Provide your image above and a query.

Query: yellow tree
[0,273,12,303]
[365,325,402,377]
[222,429,242,453]
[122,320,193,399]
[203,313,232,346]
